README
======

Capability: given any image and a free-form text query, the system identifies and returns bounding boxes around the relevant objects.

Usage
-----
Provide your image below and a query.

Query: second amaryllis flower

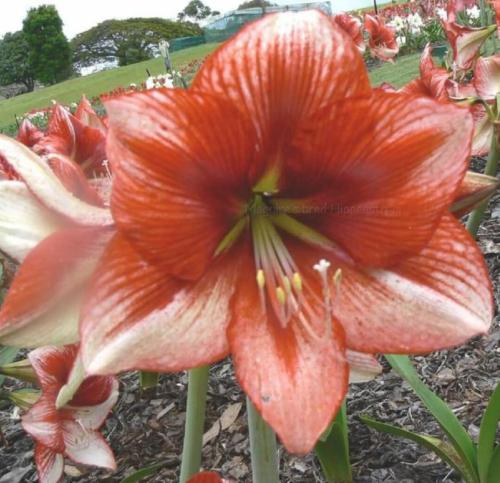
[80,11,493,454]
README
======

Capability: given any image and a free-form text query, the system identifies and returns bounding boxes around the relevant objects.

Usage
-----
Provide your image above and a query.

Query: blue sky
[0,0,376,39]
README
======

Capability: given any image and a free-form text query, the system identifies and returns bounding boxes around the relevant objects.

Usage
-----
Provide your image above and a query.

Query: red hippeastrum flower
[80,11,493,454]
[333,13,365,53]
[187,471,232,483]
[0,135,113,347]
[401,44,450,100]
[32,98,107,176]
[22,344,118,483]
[364,14,398,62]
[443,21,496,71]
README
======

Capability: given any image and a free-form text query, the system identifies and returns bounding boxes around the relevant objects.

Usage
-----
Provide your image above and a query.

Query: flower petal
[187,472,227,483]
[34,444,64,483]
[75,95,106,132]
[28,345,79,390]
[17,119,43,148]
[451,171,500,217]
[471,103,494,156]
[46,154,105,207]
[105,88,259,280]
[229,252,348,454]
[444,22,496,70]
[67,379,119,429]
[193,10,370,140]
[474,55,500,99]
[35,105,106,176]
[81,234,241,375]
[0,227,111,347]
[346,350,382,383]
[0,135,113,226]
[292,91,473,267]
[330,214,493,353]
[364,14,399,62]
[0,180,63,261]
[22,393,64,452]
[62,421,116,470]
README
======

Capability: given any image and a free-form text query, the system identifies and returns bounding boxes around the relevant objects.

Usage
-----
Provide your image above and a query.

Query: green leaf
[486,445,500,483]
[139,371,160,390]
[360,416,478,483]
[385,355,478,482]
[315,402,352,483]
[121,462,166,483]
[478,383,500,482]
[0,346,19,386]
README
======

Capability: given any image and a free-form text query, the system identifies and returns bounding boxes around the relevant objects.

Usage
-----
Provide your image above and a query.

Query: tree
[177,0,219,21]
[22,5,72,85]
[237,0,275,9]
[71,18,203,68]
[0,31,36,91]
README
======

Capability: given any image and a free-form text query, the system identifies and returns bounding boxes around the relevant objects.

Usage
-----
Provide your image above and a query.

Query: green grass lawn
[0,43,220,129]
[0,44,421,129]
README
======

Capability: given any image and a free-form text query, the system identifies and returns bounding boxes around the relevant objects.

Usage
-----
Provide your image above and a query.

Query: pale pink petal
[0,180,63,261]
[34,444,64,483]
[0,135,112,226]
[62,421,116,470]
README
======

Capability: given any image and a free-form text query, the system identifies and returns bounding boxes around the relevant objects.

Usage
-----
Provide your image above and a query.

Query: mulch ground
[0,158,499,483]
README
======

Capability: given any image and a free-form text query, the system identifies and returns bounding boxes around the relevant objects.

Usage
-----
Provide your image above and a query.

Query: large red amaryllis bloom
[80,11,493,453]
[22,344,118,483]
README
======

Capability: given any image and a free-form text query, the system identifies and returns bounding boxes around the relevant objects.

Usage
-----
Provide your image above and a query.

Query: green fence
[169,35,206,52]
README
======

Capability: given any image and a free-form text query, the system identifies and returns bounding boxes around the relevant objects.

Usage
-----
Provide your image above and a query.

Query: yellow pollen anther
[276,287,286,305]
[282,276,291,293]
[333,268,343,288]
[256,269,266,289]
[292,272,302,292]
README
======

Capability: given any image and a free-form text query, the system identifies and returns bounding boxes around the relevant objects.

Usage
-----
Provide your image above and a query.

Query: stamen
[292,272,302,292]
[282,276,291,293]
[256,269,266,289]
[276,287,286,305]
[313,258,333,337]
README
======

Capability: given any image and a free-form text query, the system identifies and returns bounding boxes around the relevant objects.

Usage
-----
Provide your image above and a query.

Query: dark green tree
[0,31,36,91]
[177,0,217,21]
[71,18,203,67]
[237,0,275,9]
[22,5,72,85]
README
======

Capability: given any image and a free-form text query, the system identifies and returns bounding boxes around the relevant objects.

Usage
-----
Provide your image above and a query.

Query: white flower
[466,5,480,19]
[388,15,405,32]
[145,74,174,90]
[436,7,447,21]
[396,35,407,47]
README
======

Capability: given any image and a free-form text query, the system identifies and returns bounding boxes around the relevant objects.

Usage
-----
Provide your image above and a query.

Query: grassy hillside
[0,43,220,128]
[0,43,421,129]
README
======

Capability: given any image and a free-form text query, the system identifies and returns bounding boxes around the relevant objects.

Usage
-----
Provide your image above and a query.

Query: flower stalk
[179,365,210,483]
[247,397,280,483]
[467,128,499,236]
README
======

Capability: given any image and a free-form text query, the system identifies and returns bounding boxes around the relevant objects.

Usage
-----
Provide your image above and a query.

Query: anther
[276,287,286,305]
[333,268,342,288]
[256,269,266,289]
[292,272,302,292]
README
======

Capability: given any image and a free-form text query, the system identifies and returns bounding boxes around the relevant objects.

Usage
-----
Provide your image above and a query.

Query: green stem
[179,366,210,483]
[315,402,352,483]
[247,397,280,483]
[466,132,499,237]
[479,0,488,28]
